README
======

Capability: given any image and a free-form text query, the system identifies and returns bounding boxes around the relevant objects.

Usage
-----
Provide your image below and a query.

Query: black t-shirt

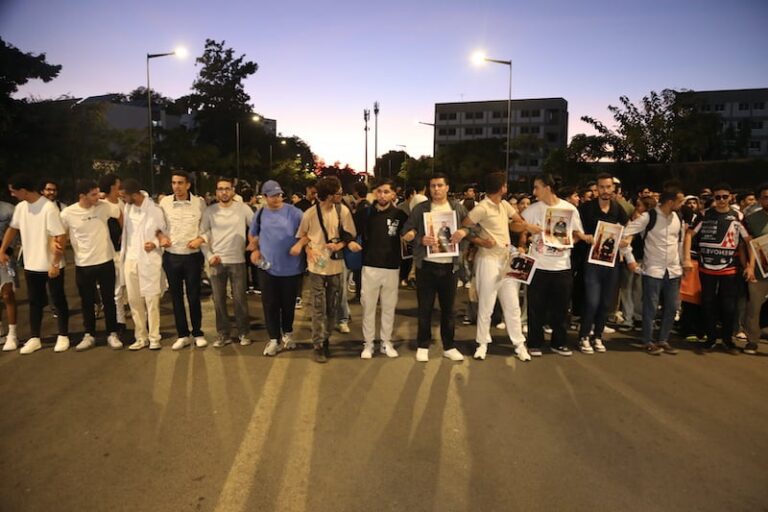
[295,198,316,212]
[360,204,408,269]
[574,199,628,259]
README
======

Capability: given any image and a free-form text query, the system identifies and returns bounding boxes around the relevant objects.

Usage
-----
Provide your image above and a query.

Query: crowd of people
[0,170,766,363]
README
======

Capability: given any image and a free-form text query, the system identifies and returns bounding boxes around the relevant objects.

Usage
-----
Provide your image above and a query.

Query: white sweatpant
[124,259,161,343]
[474,255,525,346]
[361,266,400,343]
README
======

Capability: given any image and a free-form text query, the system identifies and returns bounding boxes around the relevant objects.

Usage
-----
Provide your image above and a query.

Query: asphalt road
[1,276,767,512]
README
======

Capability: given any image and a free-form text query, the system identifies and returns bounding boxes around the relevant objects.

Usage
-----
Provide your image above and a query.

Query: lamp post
[373,101,380,167]
[417,121,436,174]
[146,47,186,194]
[269,139,287,172]
[471,51,512,183]
[236,114,262,180]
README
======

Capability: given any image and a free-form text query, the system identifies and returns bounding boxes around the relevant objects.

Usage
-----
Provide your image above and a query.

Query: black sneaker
[313,345,327,363]
[322,340,331,359]
[743,342,759,355]
[657,342,678,355]
[551,345,573,357]
[724,343,740,356]
[645,343,663,356]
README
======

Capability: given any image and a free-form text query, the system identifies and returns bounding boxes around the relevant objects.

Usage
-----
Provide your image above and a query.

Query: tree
[436,138,506,188]
[316,162,364,193]
[188,39,259,157]
[374,150,409,180]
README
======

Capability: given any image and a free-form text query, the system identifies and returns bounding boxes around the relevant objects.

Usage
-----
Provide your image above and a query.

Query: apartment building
[433,98,568,177]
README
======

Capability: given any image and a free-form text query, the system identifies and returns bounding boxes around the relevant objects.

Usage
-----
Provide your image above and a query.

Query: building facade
[433,98,568,177]
[677,88,768,157]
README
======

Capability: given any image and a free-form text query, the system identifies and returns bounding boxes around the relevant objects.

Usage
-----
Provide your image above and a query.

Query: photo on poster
[750,233,768,278]
[400,239,414,260]
[506,253,537,285]
[543,208,574,249]
[588,221,624,267]
[423,210,459,257]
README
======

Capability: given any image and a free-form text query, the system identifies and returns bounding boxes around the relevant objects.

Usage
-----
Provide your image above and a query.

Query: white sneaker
[172,337,191,350]
[294,297,303,310]
[337,323,351,334]
[361,342,374,359]
[543,326,553,335]
[2,334,18,352]
[20,337,42,355]
[515,344,532,362]
[128,340,147,351]
[579,337,595,355]
[281,332,296,350]
[443,348,465,361]
[522,324,528,334]
[603,326,616,334]
[239,335,252,346]
[149,340,162,350]
[380,341,399,358]
[593,338,606,353]
[194,336,208,348]
[54,335,70,353]
[263,339,279,356]
[107,333,123,350]
[474,343,488,360]
[495,322,506,330]
[75,334,95,352]
[213,338,230,348]
[416,347,429,362]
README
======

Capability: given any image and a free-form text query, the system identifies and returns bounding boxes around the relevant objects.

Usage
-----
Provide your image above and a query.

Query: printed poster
[588,221,624,268]
[506,253,537,285]
[750,233,768,278]
[543,208,574,249]
[423,210,459,257]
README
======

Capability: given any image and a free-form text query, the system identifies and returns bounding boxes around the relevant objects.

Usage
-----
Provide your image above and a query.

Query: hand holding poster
[506,253,537,284]
[750,233,768,278]
[588,221,624,267]
[423,210,459,257]
[543,208,574,249]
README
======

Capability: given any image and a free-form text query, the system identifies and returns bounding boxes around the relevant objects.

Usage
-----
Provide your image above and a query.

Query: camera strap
[315,203,341,244]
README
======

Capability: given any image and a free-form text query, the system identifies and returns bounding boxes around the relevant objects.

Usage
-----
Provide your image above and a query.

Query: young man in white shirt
[521,174,585,357]
[200,178,254,348]
[624,188,687,355]
[157,171,207,350]
[120,179,167,351]
[99,173,128,331]
[60,179,123,351]
[462,172,531,362]
[0,174,69,354]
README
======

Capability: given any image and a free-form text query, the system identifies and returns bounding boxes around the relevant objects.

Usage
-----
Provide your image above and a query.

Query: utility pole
[363,109,370,176]
[373,101,380,176]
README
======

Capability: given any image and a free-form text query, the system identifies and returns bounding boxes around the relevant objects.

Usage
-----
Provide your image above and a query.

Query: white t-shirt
[61,200,121,267]
[10,197,66,272]
[424,201,454,264]
[200,202,254,264]
[468,198,517,258]
[522,198,583,271]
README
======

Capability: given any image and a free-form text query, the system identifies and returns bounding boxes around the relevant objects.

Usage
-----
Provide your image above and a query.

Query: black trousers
[76,260,117,335]
[700,272,738,346]
[26,269,69,338]
[527,269,573,349]
[415,261,458,349]
[162,252,204,337]
[258,270,301,340]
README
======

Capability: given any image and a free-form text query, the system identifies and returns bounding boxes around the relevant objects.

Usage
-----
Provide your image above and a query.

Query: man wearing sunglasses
[683,183,750,354]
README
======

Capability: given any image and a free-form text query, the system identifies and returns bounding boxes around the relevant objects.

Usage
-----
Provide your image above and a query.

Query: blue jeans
[578,263,620,339]
[642,272,680,345]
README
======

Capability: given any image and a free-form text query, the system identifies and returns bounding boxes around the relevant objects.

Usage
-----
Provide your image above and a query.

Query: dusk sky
[3,0,767,171]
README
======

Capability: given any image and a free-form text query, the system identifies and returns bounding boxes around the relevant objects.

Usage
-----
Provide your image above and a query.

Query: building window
[465,127,482,136]
[738,103,749,111]
[546,133,558,143]
[492,111,508,119]
[528,159,539,166]
[491,126,508,135]
[521,110,531,118]
[530,109,541,117]
[714,104,725,112]
[701,104,711,112]
[439,112,457,121]
[530,126,541,134]
[752,121,764,130]
[438,128,456,136]
[755,102,766,110]
[465,112,474,120]
[749,141,761,150]
[521,126,529,134]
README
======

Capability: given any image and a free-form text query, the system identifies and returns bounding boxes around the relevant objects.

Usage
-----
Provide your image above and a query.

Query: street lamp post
[146,48,186,194]
[417,121,436,174]
[374,101,380,168]
[236,114,262,180]
[472,51,512,183]
[363,109,370,176]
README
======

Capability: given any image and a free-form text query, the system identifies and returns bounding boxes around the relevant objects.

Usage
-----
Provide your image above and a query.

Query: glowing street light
[146,46,187,193]
[471,49,512,182]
